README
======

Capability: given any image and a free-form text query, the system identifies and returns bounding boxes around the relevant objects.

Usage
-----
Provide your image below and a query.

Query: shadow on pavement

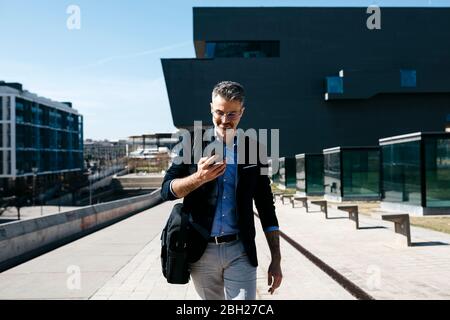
[411,241,449,247]
[358,226,386,230]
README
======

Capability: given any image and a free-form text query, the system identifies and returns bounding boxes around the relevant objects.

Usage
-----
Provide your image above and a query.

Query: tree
[0,178,32,220]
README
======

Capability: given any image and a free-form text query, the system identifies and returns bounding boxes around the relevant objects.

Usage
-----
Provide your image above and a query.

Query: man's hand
[171,155,226,198]
[263,230,282,295]
[268,259,282,295]
[195,155,227,184]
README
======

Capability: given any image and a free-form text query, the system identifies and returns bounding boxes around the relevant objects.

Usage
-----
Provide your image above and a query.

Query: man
[161,81,282,300]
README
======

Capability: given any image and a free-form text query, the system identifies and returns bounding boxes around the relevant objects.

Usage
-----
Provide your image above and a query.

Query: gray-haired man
[161,81,282,300]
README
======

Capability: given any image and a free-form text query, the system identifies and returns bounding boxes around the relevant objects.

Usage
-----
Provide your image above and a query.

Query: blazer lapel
[237,134,249,188]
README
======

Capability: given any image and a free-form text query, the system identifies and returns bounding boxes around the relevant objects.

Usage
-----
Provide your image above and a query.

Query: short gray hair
[212,81,245,105]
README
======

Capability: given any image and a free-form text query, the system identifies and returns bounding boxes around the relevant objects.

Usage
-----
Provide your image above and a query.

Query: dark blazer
[161,134,278,267]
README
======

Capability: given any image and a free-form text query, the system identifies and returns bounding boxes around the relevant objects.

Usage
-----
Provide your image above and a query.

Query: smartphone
[209,148,225,167]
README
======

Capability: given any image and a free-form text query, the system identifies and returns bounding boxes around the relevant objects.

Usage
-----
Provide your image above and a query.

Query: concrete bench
[382,214,411,247]
[281,194,294,205]
[291,196,308,211]
[338,205,359,229]
[310,200,328,219]
[272,192,283,201]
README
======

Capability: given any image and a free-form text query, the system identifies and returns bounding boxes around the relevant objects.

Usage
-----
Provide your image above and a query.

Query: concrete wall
[113,175,164,190]
[0,189,163,272]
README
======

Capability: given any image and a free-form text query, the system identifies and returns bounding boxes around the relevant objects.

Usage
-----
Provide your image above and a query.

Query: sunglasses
[211,109,243,120]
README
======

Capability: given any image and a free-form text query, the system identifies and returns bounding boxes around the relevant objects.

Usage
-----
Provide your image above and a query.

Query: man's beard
[216,125,236,143]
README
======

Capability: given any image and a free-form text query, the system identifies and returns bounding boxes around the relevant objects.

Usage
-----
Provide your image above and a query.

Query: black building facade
[162,7,450,157]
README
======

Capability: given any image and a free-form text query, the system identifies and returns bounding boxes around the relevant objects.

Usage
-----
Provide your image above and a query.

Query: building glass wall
[307,154,324,195]
[15,97,83,175]
[0,96,12,176]
[325,148,380,199]
[381,141,422,206]
[342,150,380,198]
[268,159,280,184]
[295,156,306,193]
[424,137,450,207]
[324,152,341,197]
[279,157,296,188]
[297,154,324,195]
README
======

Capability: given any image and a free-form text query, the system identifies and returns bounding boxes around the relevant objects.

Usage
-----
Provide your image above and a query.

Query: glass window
[67,151,74,169]
[16,150,34,175]
[16,100,25,123]
[50,151,57,171]
[56,112,63,129]
[40,128,49,148]
[40,105,49,125]
[72,132,79,150]
[425,138,450,207]
[279,158,296,188]
[279,158,286,186]
[16,98,33,124]
[67,114,74,131]
[269,160,279,184]
[205,41,280,58]
[66,132,73,150]
[41,151,50,172]
[400,69,417,88]
[21,125,33,148]
[205,42,216,59]
[0,150,11,175]
[326,77,344,94]
[382,141,422,205]
[306,155,324,195]
[296,157,306,192]
[342,150,380,198]
[49,130,57,149]
[16,124,25,148]
[38,105,44,125]
[32,127,40,148]
[49,110,61,128]
[31,103,39,125]
[57,151,64,170]
[324,152,341,197]
[56,131,62,149]
[3,96,11,121]
[0,124,11,148]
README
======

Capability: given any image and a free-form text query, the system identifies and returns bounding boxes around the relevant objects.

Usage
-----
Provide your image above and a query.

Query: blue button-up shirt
[210,140,239,236]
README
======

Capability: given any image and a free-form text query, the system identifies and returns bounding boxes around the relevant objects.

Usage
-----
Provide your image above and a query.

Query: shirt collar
[213,127,238,146]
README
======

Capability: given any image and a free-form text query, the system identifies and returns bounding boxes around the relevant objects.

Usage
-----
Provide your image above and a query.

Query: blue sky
[0,0,448,140]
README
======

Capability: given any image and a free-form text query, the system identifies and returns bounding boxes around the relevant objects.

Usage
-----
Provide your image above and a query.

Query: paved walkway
[275,199,450,300]
[1,197,450,300]
[0,200,353,300]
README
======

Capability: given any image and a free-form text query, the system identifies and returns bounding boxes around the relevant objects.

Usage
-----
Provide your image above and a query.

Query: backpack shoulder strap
[178,208,190,248]
[189,216,210,240]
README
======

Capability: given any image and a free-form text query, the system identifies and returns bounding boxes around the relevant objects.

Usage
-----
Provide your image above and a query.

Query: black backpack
[160,203,191,284]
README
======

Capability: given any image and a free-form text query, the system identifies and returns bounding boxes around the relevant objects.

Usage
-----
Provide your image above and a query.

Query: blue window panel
[401,69,417,88]
[205,43,216,58]
[204,41,279,58]
[326,76,344,94]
